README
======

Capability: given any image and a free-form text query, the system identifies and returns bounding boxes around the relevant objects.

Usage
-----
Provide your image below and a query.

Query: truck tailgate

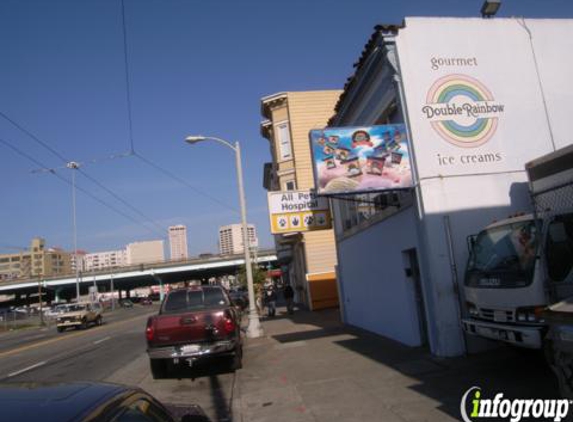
[151,309,229,347]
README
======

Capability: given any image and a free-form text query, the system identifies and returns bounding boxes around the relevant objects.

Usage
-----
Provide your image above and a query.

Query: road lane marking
[93,336,111,345]
[0,312,153,359]
[7,361,46,378]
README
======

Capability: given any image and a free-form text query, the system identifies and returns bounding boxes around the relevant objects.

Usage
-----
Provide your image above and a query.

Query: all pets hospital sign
[267,191,332,234]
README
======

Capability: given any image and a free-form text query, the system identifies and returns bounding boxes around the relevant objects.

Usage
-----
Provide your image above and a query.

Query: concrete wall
[337,207,422,346]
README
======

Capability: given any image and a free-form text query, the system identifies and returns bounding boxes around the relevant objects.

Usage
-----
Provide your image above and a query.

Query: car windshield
[466,219,539,284]
[162,288,229,313]
[63,304,87,312]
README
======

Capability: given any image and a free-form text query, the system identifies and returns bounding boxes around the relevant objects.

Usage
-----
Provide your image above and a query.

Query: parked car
[140,297,153,306]
[228,289,248,311]
[56,303,103,332]
[119,299,134,309]
[146,285,243,379]
[0,381,207,422]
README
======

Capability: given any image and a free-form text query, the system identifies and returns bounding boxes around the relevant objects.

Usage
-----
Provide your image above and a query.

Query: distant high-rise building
[126,240,165,265]
[218,224,258,255]
[71,250,87,272]
[168,225,188,260]
[83,249,127,271]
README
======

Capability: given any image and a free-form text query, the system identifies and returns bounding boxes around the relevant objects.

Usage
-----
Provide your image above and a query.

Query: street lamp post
[67,161,81,302]
[185,135,263,338]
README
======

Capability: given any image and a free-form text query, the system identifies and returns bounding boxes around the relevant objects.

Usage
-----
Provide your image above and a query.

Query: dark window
[162,288,228,313]
[546,213,573,282]
[187,291,204,308]
[163,290,188,312]
[203,287,227,307]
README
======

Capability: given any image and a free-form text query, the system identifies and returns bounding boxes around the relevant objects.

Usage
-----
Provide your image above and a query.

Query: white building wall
[395,17,572,355]
[337,207,422,346]
[218,224,258,255]
[84,250,127,271]
[169,225,189,260]
[126,240,164,265]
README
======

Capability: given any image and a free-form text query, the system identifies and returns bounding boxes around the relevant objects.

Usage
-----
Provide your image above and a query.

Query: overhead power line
[0,110,167,236]
[115,3,237,213]
[134,152,239,213]
[78,168,167,236]
[0,137,166,240]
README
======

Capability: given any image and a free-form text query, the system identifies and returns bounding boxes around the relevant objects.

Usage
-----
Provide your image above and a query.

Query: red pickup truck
[145,285,243,379]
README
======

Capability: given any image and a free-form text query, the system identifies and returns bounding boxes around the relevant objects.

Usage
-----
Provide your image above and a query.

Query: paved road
[0,305,155,354]
[0,304,236,421]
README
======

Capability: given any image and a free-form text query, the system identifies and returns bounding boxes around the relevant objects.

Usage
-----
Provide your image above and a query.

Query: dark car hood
[0,382,126,422]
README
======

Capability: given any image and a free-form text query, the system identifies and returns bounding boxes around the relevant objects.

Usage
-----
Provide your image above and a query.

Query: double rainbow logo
[423,74,503,148]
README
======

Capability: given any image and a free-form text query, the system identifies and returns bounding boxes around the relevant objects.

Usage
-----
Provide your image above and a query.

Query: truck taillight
[146,318,154,341]
[223,316,235,334]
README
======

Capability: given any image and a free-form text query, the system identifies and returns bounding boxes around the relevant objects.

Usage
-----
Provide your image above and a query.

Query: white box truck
[462,144,573,349]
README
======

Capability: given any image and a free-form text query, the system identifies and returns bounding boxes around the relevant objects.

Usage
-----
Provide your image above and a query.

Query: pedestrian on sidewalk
[264,282,277,317]
[255,284,264,316]
[283,283,295,315]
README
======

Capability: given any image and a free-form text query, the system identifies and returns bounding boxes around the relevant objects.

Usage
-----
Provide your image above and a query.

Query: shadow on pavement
[157,357,235,422]
[269,307,559,421]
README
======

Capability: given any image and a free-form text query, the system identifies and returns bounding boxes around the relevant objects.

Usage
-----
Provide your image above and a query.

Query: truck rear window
[162,288,229,313]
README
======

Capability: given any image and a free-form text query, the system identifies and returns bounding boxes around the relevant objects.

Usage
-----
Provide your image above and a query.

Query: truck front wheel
[150,359,167,379]
[548,344,573,399]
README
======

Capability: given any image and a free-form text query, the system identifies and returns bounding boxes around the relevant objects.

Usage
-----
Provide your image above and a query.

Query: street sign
[267,190,332,234]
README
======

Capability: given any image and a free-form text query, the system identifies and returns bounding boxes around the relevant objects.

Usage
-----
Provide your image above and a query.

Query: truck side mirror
[467,235,477,253]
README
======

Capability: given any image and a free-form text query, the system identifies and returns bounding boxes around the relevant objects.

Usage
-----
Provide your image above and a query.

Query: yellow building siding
[260,90,342,311]
[303,230,337,275]
[287,91,341,190]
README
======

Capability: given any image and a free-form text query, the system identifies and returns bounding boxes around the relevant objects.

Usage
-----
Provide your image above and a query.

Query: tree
[237,264,266,290]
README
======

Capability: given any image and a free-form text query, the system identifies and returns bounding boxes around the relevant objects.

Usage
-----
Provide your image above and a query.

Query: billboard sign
[268,190,332,234]
[309,124,413,195]
[395,17,559,180]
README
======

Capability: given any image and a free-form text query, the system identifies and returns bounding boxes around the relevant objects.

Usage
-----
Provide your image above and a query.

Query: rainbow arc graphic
[426,74,498,148]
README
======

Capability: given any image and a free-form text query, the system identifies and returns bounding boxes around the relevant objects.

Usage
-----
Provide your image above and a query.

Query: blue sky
[1,0,572,256]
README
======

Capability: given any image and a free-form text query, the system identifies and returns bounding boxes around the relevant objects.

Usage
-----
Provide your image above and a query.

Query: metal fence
[0,309,55,331]
[531,182,573,218]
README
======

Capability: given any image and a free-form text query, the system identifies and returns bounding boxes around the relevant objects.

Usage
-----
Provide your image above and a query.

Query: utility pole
[38,277,45,326]
[67,161,81,302]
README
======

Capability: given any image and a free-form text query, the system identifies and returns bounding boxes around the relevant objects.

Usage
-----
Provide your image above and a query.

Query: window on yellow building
[276,121,292,160]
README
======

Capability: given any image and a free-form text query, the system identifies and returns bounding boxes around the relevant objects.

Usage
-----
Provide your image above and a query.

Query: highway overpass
[0,249,277,302]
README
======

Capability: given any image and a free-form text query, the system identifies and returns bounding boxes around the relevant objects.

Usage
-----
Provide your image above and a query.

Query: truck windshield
[162,288,229,313]
[465,219,538,288]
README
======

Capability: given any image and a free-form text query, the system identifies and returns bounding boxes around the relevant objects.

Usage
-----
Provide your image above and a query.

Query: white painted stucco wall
[337,207,422,346]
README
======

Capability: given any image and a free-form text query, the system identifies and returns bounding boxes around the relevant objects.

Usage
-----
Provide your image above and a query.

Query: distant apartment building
[0,238,72,280]
[260,90,341,310]
[168,225,188,260]
[83,249,127,271]
[70,250,87,273]
[218,224,258,255]
[126,240,165,265]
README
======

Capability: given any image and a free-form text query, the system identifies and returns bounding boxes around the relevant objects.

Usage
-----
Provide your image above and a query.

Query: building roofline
[260,92,289,119]
[329,23,402,125]
[260,119,273,141]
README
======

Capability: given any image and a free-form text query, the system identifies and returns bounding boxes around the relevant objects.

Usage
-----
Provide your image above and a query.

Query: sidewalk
[234,306,557,422]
